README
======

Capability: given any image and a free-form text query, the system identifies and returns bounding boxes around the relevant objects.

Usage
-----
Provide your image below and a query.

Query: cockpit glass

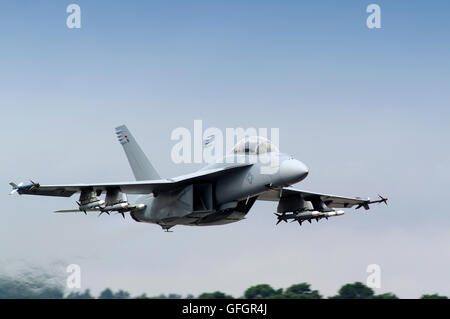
[232,136,279,154]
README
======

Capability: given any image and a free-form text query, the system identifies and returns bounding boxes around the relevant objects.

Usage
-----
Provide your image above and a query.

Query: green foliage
[66,289,94,299]
[372,293,399,299]
[98,288,114,299]
[98,288,130,299]
[1,268,448,299]
[420,294,448,299]
[330,282,375,299]
[244,284,283,299]
[282,283,322,299]
[197,291,234,299]
[149,293,183,299]
[114,290,131,299]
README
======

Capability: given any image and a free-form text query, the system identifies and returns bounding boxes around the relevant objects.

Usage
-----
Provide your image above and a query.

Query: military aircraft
[9,125,387,231]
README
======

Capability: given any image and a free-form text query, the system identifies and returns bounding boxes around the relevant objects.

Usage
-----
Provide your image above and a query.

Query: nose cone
[280,159,309,185]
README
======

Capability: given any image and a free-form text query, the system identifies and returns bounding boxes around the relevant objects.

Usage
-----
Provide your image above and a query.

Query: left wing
[9,179,173,197]
[9,163,253,198]
[258,187,387,210]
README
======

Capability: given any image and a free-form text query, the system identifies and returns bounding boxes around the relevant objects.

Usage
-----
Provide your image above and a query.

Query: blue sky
[1,1,450,298]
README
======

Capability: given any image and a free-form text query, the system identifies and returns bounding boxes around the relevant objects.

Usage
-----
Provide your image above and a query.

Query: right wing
[258,187,387,210]
[258,187,387,225]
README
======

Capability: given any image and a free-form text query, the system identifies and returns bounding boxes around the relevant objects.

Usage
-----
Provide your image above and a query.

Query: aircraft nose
[280,159,309,185]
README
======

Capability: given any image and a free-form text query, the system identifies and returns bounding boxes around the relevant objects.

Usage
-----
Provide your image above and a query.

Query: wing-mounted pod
[56,188,146,218]
[277,196,313,214]
[275,196,313,225]
[275,194,343,226]
[101,188,146,218]
[77,189,105,214]
[103,189,130,214]
[310,198,333,212]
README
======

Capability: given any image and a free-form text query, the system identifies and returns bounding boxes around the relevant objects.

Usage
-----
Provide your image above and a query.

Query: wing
[10,164,253,198]
[11,179,172,197]
[258,187,387,210]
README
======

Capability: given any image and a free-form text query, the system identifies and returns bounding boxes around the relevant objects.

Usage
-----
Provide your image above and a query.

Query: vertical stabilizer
[115,125,160,181]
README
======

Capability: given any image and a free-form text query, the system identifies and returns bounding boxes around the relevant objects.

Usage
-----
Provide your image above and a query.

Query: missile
[78,200,105,211]
[294,211,323,220]
[133,204,146,211]
[323,210,344,217]
[294,210,344,221]
[9,182,23,195]
[102,202,130,212]
[277,209,345,226]
[9,181,40,195]
[100,202,145,218]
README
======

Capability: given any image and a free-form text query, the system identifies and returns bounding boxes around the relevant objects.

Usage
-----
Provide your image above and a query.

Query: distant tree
[244,284,282,299]
[185,294,195,299]
[372,293,399,299]
[151,294,168,299]
[114,290,130,299]
[420,294,448,299]
[98,288,130,299]
[198,291,234,299]
[330,282,374,299]
[98,288,114,299]
[66,289,94,299]
[282,283,322,299]
[134,293,149,299]
[148,293,181,299]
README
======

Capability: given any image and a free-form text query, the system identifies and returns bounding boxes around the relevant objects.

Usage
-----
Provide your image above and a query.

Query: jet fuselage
[131,153,309,228]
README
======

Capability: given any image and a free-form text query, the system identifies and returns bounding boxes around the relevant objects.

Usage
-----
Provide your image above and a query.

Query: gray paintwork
[9,126,387,231]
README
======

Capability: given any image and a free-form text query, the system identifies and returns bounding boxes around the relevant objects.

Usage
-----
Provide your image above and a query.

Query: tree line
[4,281,445,299]
[0,270,447,299]
[74,282,447,299]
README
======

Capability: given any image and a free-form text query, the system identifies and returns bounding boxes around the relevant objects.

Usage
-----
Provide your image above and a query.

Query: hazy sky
[1,1,449,298]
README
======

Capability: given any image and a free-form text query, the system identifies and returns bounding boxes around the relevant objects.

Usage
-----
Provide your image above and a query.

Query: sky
[1,0,450,298]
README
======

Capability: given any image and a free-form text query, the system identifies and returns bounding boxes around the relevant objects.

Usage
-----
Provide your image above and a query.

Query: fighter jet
[9,125,387,231]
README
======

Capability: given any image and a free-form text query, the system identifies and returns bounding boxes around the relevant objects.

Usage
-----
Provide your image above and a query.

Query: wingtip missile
[29,180,40,188]
[9,182,23,195]
[356,194,388,210]
[377,194,388,205]
[8,180,40,195]
[9,184,18,195]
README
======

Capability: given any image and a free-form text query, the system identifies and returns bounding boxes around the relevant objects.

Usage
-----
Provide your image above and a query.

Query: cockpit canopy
[232,136,279,155]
